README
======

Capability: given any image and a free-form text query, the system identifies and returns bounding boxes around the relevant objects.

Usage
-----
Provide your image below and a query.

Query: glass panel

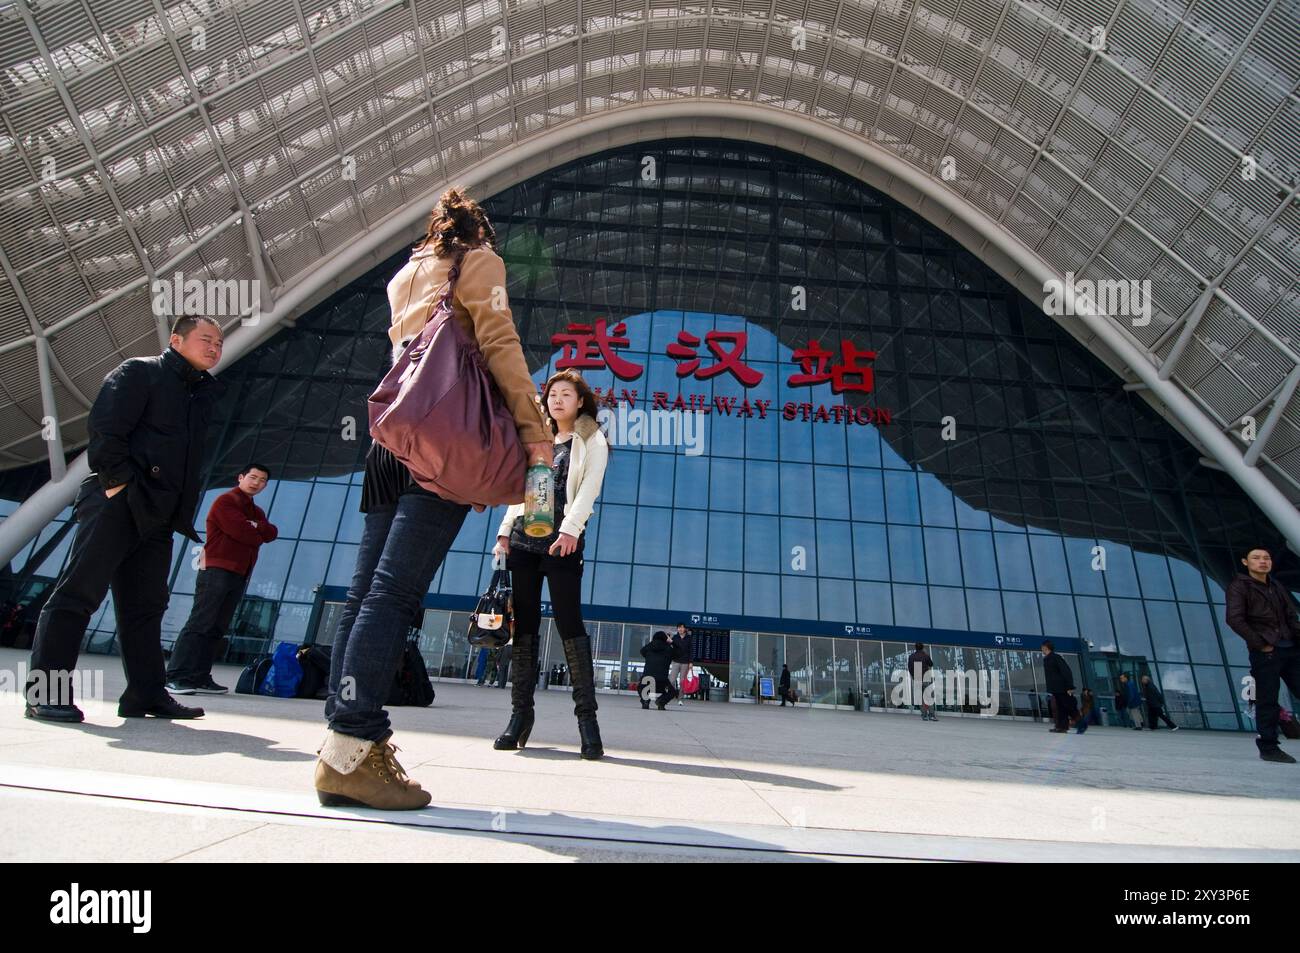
[883,471,920,523]
[1180,602,1222,664]
[882,641,912,710]
[728,631,757,700]
[441,613,473,679]
[1146,601,1189,662]
[755,633,785,700]
[848,468,885,521]
[893,584,931,627]
[931,645,963,713]
[856,581,894,624]
[1006,650,1041,719]
[810,637,836,704]
[852,523,890,580]
[888,526,926,583]
[1154,663,1205,729]
[924,528,962,586]
[622,624,653,692]
[959,531,999,589]
[859,641,886,708]
[994,533,1034,590]
[833,639,859,707]
[786,636,810,703]
[593,621,623,690]
[418,609,451,674]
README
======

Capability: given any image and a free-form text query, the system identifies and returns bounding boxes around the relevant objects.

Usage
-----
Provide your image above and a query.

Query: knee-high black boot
[493,632,537,750]
[562,635,603,760]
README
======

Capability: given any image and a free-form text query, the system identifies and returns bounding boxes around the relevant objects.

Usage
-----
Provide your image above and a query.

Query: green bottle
[523,458,554,537]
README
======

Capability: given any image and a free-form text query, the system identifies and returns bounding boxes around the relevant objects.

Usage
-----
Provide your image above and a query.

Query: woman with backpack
[492,370,610,758]
[315,188,552,811]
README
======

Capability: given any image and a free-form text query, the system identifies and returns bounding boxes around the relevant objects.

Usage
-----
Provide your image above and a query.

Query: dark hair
[239,463,271,479]
[652,630,668,642]
[677,622,688,629]
[914,642,925,651]
[1041,639,1054,651]
[541,370,601,437]
[171,315,221,338]
[1242,546,1272,560]
[417,187,496,258]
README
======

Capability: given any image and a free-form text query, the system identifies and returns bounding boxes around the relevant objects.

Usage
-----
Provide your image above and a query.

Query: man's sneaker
[1170,725,1180,731]
[166,680,197,695]
[192,678,229,695]
[677,700,684,707]
[1260,748,1296,764]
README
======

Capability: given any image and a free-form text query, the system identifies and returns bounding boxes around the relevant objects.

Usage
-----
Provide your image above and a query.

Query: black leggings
[507,546,586,641]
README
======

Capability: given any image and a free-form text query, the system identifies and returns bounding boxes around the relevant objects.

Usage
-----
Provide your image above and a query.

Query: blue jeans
[324,484,468,741]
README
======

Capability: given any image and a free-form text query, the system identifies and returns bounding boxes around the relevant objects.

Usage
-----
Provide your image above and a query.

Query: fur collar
[574,413,600,442]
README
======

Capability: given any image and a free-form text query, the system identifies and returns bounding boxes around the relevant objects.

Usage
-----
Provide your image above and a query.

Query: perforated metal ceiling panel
[0,0,1297,507]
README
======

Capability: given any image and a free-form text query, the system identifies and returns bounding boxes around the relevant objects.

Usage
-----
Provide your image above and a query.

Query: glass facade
[3,139,1294,731]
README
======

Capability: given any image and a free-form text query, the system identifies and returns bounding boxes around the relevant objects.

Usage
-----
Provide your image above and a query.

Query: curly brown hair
[417,187,498,257]
[541,370,601,437]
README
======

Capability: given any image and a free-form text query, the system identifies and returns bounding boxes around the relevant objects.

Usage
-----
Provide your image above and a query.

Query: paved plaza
[1,649,1295,863]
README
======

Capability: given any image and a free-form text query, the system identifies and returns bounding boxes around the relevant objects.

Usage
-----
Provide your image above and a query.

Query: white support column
[34,337,66,483]
[1244,366,1300,468]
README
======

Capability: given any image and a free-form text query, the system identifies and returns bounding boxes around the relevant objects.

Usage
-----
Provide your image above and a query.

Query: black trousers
[1250,644,1300,751]
[639,672,675,707]
[507,545,585,642]
[1145,704,1177,729]
[27,485,173,707]
[166,567,247,684]
[1051,692,1073,730]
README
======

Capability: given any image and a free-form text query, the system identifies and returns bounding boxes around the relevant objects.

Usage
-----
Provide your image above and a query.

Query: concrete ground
[0,648,1295,862]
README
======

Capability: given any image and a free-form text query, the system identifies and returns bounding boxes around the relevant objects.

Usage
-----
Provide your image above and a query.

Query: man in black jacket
[25,317,225,723]
[1040,640,1075,733]
[669,622,692,708]
[1139,675,1178,731]
[778,663,793,707]
[640,631,675,710]
[907,642,936,721]
[1226,546,1300,763]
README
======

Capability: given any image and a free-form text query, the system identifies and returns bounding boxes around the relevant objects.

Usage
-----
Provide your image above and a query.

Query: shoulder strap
[403,247,470,331]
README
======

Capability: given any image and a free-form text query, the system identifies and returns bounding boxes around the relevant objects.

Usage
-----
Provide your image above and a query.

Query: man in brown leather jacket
[1225,547,1300,763]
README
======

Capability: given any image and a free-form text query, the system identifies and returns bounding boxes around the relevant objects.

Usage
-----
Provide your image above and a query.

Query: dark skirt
[359,442,413,513]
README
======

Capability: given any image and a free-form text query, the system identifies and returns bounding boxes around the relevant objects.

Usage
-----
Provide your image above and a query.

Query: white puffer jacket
[497,413,609,540]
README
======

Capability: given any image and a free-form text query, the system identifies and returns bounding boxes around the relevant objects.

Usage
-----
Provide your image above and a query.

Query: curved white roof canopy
[1,0,1297,562]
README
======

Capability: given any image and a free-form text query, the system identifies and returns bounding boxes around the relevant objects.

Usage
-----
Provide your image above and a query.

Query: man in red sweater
[166,464,277,693]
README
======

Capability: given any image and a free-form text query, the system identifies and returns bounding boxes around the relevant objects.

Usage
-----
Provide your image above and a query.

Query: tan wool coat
[385,243,548,445]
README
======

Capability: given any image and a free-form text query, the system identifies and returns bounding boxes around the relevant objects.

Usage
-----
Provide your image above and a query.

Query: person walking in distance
[778,663,793,707]
[908,642,936,721]
[1041,640,1075,733]
[1118,673,1144,730]
[493,370,610,758]
[1140,674,1179,731]
[1074,688,1096,734]
[166,464,276,694]
[24,317,225,723]
[496,641,513,690]
[1226,546,1300,763]
[639,631,676,710]
[315,188,553,810]
[670,622,692,708]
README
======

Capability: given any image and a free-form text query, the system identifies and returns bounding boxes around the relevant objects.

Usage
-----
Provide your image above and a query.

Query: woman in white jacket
[492,370,609,759]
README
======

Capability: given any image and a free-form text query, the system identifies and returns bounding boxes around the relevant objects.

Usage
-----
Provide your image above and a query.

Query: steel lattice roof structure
[0,0,1298,559]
